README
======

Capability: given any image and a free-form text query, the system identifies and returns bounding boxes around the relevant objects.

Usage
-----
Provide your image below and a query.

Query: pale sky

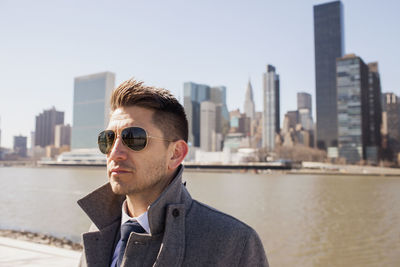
[0,0,399,148]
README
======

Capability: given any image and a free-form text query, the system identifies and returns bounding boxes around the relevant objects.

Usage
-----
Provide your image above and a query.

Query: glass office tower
[367,62,382,160]
[262,64,280,151]
[336,54,369,163]
[183,82,228,148]
[314,1,344,150]
[71,72,115,149]
[183,82,210,147]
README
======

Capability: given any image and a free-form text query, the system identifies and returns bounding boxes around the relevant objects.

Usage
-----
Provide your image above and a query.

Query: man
[78,79,268,267]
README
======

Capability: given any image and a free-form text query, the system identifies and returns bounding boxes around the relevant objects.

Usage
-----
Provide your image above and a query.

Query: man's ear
[168,140,189,170]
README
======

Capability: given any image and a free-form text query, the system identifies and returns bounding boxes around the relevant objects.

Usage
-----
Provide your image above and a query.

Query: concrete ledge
[0,237,81,267]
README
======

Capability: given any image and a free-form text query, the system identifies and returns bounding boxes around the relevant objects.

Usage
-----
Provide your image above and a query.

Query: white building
[56,148,106,165]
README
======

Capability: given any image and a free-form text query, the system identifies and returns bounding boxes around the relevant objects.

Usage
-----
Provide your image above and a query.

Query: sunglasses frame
[98,126,174,154]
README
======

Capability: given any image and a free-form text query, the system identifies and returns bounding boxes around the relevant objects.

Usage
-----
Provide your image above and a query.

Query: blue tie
[116,220,146,267]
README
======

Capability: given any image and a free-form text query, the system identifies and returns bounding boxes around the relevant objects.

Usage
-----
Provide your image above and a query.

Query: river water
[0,166,399,266]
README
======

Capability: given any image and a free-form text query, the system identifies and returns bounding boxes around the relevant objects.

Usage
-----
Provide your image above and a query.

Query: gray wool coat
[77,166,269,267]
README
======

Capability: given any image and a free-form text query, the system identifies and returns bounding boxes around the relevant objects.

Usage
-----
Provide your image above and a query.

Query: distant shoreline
[287,169,400,177]
[0,229,82,251]
[1,161,399,176]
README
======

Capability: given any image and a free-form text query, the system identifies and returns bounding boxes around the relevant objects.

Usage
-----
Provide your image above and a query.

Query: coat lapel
[82,220,120,267]
[78,183,125,267]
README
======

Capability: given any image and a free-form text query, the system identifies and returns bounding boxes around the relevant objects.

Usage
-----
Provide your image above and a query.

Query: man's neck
[125,194,151,217]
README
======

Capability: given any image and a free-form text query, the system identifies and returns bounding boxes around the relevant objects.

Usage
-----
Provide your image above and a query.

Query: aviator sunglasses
[98,126,173,154]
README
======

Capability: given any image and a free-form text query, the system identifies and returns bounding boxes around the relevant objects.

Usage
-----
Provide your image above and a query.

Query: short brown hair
[110,79,188,144]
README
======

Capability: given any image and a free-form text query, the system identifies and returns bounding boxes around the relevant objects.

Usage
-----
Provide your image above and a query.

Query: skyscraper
[200,101,217,152]
[367,62,382,157]
[336,54,380,163]
[183,82,210,147]
[14,135,27,157]
[71,72,115,149]
[298,108,313,131]
[184,82,229,149]
[285,111,299,131]
[30,131,35,149]
[0,116,2,148]
[262,64,280,151]
[297,92,314,132]
[210,86,229,134]
[383,93,400,160]
[35,107,64,147]
[314,0,344,150]
[54,124,71,148]
[297,92,312,113]
[244,80,256,120]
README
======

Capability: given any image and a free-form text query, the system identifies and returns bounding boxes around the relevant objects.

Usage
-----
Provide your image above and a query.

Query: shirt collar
[121,200,151,234]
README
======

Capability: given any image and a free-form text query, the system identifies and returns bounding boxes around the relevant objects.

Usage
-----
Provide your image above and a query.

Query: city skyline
[1,0,399,148]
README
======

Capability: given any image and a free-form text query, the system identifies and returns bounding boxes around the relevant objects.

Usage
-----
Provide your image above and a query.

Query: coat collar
[78,165,191,267]
[77,182,124,230]
[148,165,190,234]
[77,165,191,234]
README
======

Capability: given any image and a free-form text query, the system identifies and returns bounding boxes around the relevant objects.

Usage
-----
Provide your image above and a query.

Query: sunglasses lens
[98,130,115,154]
[121,127,147,151]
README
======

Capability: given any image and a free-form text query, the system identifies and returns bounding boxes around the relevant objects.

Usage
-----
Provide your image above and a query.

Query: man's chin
[109,180,128,195]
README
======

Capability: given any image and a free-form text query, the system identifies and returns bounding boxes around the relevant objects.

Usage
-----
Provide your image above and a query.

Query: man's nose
[108,137,128,161]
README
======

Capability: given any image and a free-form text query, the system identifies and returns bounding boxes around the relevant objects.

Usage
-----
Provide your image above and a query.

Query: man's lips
[110,168,132,174]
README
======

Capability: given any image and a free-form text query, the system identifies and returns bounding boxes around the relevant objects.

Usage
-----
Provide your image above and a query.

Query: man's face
[106,106,170,196]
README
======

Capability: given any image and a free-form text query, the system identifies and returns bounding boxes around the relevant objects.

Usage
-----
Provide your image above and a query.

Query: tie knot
[120,220,146,242]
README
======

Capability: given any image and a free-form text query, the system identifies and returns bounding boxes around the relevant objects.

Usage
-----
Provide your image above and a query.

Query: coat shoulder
[183,200,269,266]
[189,200,253,232]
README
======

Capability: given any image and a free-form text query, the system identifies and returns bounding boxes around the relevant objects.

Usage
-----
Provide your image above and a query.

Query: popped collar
[77,165,191,235]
